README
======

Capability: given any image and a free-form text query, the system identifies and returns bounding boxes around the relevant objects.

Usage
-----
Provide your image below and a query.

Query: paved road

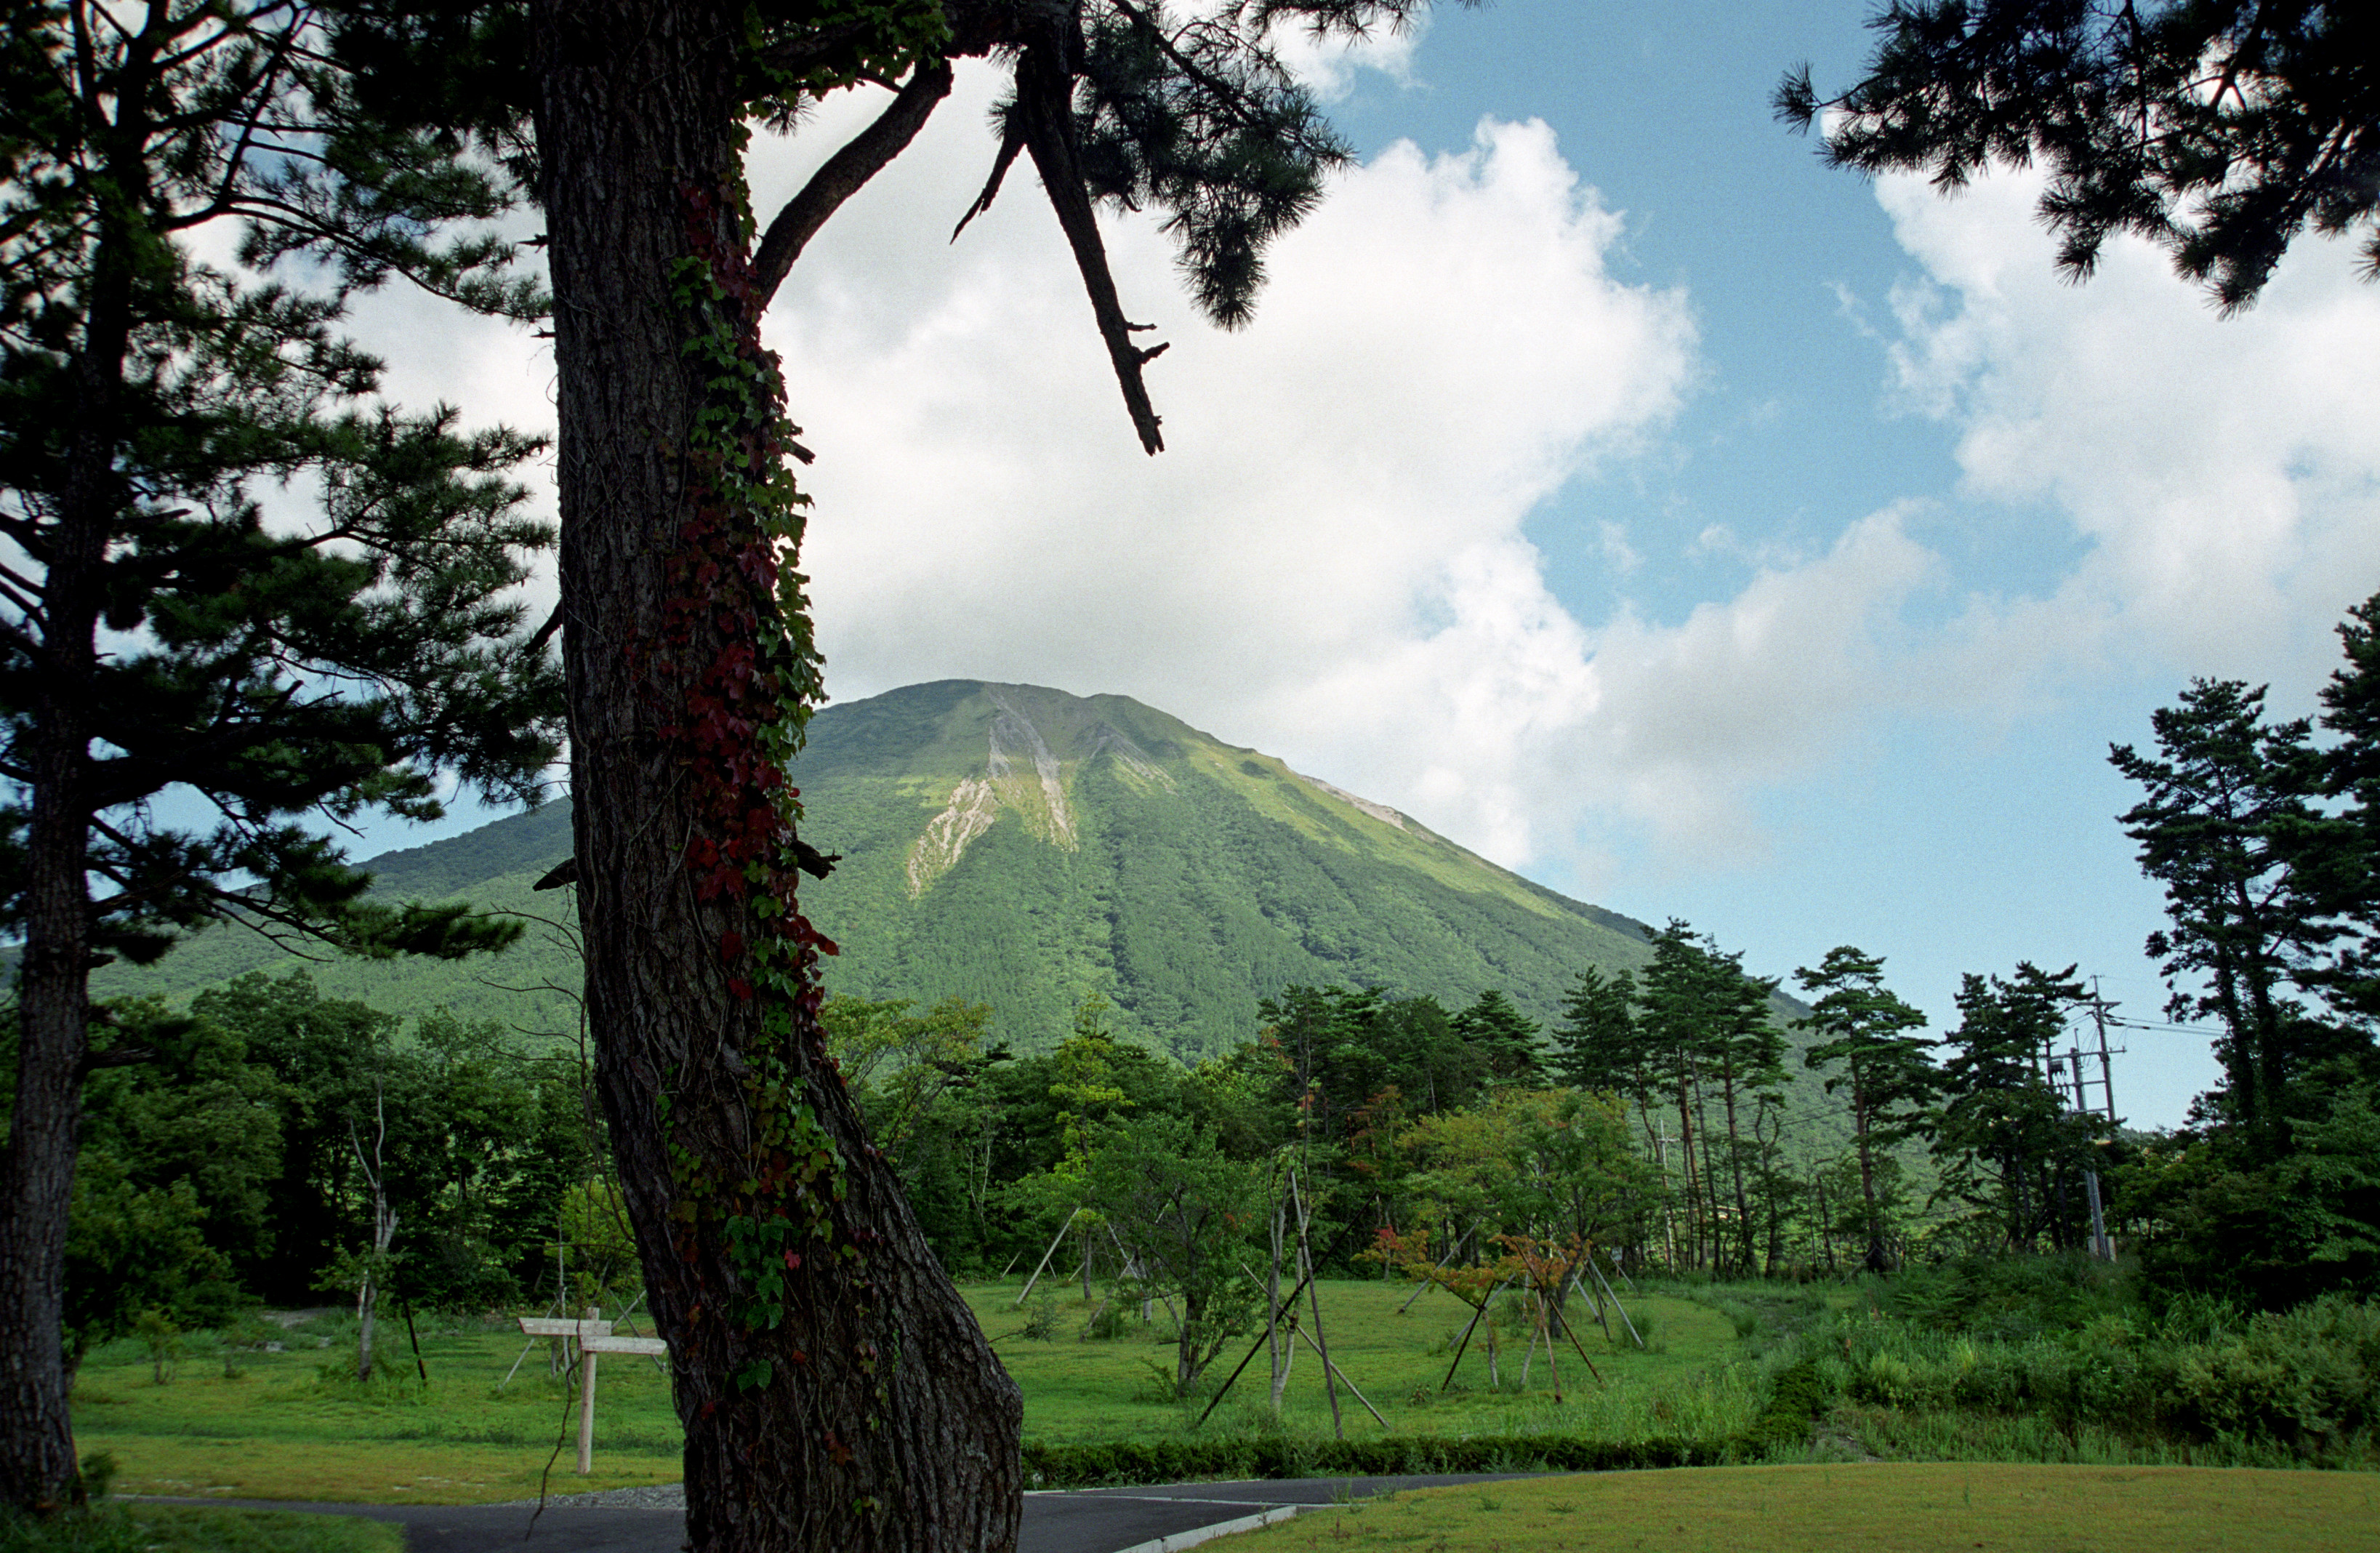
[150,1474,1525,1553]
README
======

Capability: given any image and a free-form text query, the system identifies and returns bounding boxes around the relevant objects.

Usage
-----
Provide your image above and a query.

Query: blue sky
[1332,2,2225,1111]
[1268,0,2373,1126]
[352,2,2380,1128]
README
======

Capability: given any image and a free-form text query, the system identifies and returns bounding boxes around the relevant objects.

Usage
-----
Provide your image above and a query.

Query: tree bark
[529,8,1021,1552]
[0,57,142,1506]
[1850,1072,1888,1274]
[1717,1061,1755,1276]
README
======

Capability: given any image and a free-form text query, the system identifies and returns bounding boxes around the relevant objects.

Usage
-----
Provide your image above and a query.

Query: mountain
[98,681,1667,1059]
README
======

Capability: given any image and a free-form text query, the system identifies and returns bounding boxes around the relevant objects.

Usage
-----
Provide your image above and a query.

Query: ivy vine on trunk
[528,7,1020,1550]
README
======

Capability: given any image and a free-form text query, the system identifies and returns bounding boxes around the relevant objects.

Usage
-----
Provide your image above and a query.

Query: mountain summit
[102,681,1658,1058]
[775,681,1652,1054]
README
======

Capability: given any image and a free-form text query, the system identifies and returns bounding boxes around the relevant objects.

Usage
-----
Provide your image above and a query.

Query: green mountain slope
[100,681,1668,1059]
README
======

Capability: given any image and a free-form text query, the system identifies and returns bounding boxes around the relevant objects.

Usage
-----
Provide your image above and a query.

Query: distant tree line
[828,931,2118,1308]
[3,971,600,1376]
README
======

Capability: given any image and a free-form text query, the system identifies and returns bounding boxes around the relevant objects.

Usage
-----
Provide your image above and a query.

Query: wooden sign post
[519,1306,670,1474]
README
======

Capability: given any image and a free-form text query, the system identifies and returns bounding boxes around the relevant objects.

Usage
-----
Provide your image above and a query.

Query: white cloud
[312,63,2380,903]
[765,68,1706,862]
[1266,7,1428,100]
[1873,165,2380,698]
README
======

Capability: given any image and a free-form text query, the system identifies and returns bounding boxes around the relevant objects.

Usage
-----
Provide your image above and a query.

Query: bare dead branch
[1013,44,1167,454]
[752,60,954,310]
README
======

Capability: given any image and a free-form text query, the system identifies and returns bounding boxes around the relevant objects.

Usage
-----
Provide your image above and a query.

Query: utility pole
[2049,979,2126,1262]
[2052,1045,2113,1261]
[2086,979,2124,1125]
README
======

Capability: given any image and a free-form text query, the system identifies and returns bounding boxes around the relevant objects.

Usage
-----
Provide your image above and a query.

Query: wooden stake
[1289,1172,1343,1440]
[1291,1321,1387,1429]
[1587,1256,1644,1349]
[1567,1265,1615,1344]
[498,1294,566,1394]
[1193,1265,1314,1428]
[1537,1292,1563,1402]
[1396,1224,1474,1314]
[1015,1207,1081,1307]
[1437,1276,1510,1392]
[1556,1294,1606,1386]
[575,1305,600,1475]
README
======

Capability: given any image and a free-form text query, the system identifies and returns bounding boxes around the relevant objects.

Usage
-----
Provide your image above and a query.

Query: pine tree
[1450,988,1545,1086]
[1551,966,1643,1098]
[1932,963,2097,1251]
[2315,593,2380,1022]
[1701,949,1788,1276]
[1794,946,1936,1273]
[2110,680,2357,1157]
[507,5,1475,1549]
[1637,923,1714,1268]
[0,3,561,1512]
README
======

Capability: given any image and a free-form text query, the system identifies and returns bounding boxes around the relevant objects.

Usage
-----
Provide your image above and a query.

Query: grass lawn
[69,1281,1742,1504]
[0,1504,402,1553]
[71,1275,2380,1537]
[970,1278,1756,1444]
[1221,1464,2380,1553]
[71,1312,682,1504]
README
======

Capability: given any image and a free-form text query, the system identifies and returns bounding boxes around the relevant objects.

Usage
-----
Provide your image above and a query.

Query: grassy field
[1222,1464,2380,1553]
[69,1275,2380,1523]
[0,1505,401,1553]
[69,1280,1749,1503]
[72,1309,683,1504]
[975,1277,1758,1444]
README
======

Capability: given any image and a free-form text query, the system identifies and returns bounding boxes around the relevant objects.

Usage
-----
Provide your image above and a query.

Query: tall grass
[1792,1255,2380,1468]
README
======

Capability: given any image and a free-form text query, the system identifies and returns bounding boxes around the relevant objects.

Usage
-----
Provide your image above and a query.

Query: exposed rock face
[907,776,999,897]
[906,687,1190,894]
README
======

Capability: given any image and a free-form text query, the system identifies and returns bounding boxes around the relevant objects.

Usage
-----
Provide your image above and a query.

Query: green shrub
[1741,1357,1830,1456]
[1819,1285,2380,1466]
[132,1310,182,1386]
[1880,1253,2130,1341]
[1081,1299,1133,1342]
[1018,1293,1061,1341]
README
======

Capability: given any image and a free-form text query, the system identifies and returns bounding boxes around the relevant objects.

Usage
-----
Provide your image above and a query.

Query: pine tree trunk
[357,1275,379,1384]
[1717,1063,1756,1276]
[0,728,94,1516]
[528,7,1021,1551]
[0,732,92,1514]
[1671,1067,1701,1270]
[1814,1173,1836,1274]
[0,143,137,1515]
[2004,1141,2031,1253]
[1690,1072,1723,1272]
[1756,1104,1784,1277]
[1266,1201,1287,1413]
[1852,1075,1888,1274]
